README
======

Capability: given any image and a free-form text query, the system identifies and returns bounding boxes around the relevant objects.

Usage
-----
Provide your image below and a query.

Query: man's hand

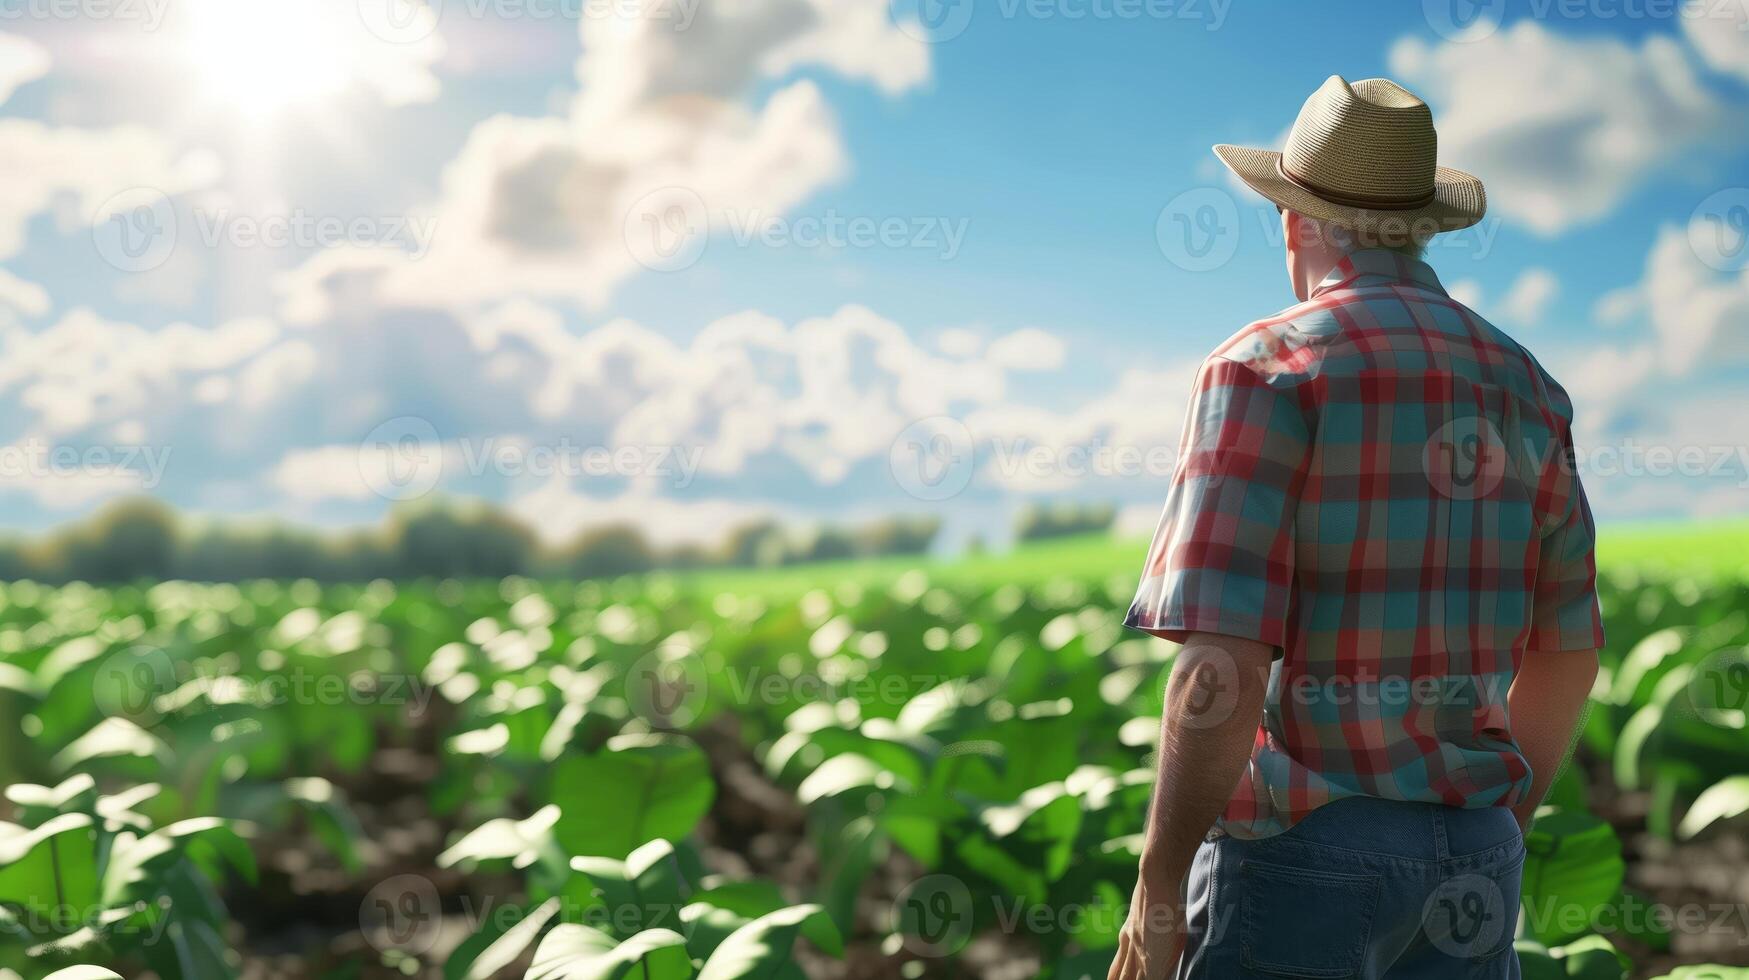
[1109,868,1186,980]
[1507,647,1598,834]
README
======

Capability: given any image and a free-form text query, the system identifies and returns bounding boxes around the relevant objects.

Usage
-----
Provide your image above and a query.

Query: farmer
[1110,76,1603,980]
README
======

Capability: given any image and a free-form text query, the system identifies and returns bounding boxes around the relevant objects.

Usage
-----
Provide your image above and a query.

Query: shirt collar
[1311,248,1445,299]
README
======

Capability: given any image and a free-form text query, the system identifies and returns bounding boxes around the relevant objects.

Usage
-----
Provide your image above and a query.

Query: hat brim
[1213,143,1486,235]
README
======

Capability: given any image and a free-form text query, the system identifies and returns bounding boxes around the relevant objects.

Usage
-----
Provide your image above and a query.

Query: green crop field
[2,525,1747,980]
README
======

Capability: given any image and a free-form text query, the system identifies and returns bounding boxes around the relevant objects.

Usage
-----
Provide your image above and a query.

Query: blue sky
[0,0,1745,548]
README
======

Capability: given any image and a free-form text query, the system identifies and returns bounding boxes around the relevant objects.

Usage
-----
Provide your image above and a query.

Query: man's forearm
[1506,649,1599,832]
[1138,633,1274,884]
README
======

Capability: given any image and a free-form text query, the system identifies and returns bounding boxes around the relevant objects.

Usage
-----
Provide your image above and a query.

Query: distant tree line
[0,498,945,584]
[1013,501,1117,542]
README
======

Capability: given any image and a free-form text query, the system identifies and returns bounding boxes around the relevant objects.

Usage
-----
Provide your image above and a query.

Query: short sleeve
[1526,455,1605,652]
[1125,356,1310,647]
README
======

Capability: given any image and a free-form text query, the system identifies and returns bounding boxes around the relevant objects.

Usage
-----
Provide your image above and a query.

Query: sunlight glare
[185,0,350,113]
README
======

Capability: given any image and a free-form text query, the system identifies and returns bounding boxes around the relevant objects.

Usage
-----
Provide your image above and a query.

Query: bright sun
[183,0,351,113]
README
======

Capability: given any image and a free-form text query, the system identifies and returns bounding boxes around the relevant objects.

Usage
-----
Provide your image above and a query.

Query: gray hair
[1293,214,1431,259]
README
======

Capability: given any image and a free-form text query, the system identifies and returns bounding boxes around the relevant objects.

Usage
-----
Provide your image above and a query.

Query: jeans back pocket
[1240,859,1382,978]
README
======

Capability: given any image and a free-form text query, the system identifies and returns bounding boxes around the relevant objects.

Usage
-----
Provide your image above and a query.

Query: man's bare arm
[1506,649,1598,833]
[1139,632,1274,885]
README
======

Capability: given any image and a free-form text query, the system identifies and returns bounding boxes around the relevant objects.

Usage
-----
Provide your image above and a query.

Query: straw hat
[1214,75,1486,236]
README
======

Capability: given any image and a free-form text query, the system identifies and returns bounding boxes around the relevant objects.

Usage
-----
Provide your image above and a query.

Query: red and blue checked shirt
[1126,248,1605,840]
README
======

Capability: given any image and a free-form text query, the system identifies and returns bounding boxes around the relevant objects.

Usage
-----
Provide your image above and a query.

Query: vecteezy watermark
[1154,187,1505,273]
[625,648,954,729]
[357,0,700,45]
[1520,894,1749,944]
[0,0,170,29]
[889,0,1229,43]
[1422,874,1512,959]
[91,188,177,273]
[360,873,443,956]
[1689,187,1749,274]
[0,439,172,490]
[1423,0,1749,41]
[1425,416,1510,501]
[892,874,975,956]
[1171,642,1244,729]
[92,646,439,721]
[622,186,710,273]
[1156,187,1241,273]
[191,208,438,259]
[889,415,977,501]
[620,192,972,272]
[91,187,438,272]
[723,209,970,261]
[1689,646,1749,726]
[357,419,705,502]
[625,648,709,728]
[1421,0,1507,40]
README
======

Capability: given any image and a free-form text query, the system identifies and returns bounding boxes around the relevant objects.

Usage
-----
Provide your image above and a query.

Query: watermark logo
[1689,647,1749,725]
[92,187,176,273]
[357,0,441,44]
[893,874,974,956]
[1423,0,1507,40]
[1422,873,1511,959]
[359,416,446,501]
[623,186,709,272]
[890,0,974,42]
[1424,416,1509,500]
[92,644,176,719]
[0,0,171,29]
[1156,187,1239,273]
[625,649,708,728]
[1689,187,1749,274]
[1174,642,1240,729]
[889,415,976,501]
[361,873,442,955]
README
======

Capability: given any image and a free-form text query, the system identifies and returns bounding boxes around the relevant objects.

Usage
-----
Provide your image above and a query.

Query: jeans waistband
[1278,796,1521,861]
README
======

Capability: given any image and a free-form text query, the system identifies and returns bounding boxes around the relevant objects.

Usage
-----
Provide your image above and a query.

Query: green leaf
[51,718,168,772]
[687,882,842,957]
[1550,934,1628,980]
[796,754,898,805]
[0,813,103,932]
[550,735,714,860]
[1521,808,1625,946]
[1678,775,1749,838]
[525,924,693,980]
[440,805,561,870]
[448,897,562,980]
[696,905,828,980]
[568,839,688,937]
[41,968,125,980]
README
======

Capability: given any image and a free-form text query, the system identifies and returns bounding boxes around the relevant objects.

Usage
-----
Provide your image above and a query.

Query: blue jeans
[1176,797,1525,979]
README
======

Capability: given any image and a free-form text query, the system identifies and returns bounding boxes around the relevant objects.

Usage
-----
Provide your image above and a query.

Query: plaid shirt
[1126,248,1605,840]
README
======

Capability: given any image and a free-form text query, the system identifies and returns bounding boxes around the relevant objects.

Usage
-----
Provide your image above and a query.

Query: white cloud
[985,327,1066,372]
[1390,21,1727,235]
[0,269,50,319]
[1680,0,1749,83]
[1498,267,1558,326]
[1447,278,1483,310]
[934,327,983,358]
[0,119,221,261]
[1606,223,1749,377]
[286,0,929,311]
[505,477,774,548]
[271,441,464,503]
[162,0,445,108]
[0,33,49,107]
[0,310,280,436]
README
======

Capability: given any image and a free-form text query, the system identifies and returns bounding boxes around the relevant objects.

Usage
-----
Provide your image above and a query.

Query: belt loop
[1431,806,1450,862]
